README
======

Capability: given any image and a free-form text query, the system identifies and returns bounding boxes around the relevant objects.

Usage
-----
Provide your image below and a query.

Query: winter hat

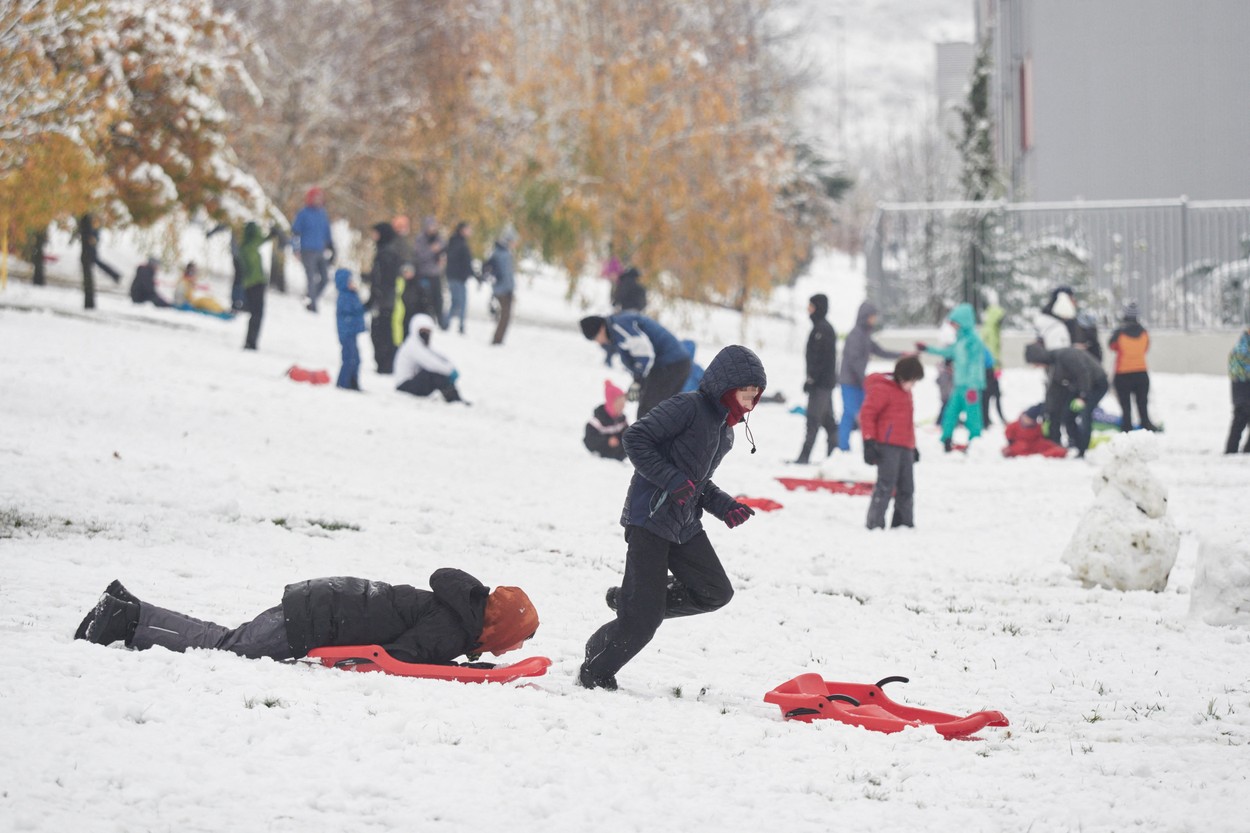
[809,293,829,319]
[305,187,324,206]
[476,586,539,656]
[580,315,607,340]
[893,355,925,383]
[1122,301,1139,322]
[498,224,518,246]
[604,380,627,416]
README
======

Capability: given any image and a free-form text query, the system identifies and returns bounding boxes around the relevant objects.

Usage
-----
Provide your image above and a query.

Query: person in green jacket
[240,221,268,350]
[980,299,1006,425]
[917,302,988,451]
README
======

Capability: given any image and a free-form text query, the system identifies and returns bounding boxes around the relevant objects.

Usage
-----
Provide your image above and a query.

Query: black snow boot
[105,579,140,606]
[577,663,618,691]
[605,586,620,612]
[83,594,140,647]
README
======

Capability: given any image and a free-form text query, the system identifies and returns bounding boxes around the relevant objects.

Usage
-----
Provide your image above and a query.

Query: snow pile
[1189,533,1250,628]
[1061,432,1180,592]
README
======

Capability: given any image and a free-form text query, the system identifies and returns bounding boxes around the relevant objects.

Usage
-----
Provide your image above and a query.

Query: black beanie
[580,316,606,340]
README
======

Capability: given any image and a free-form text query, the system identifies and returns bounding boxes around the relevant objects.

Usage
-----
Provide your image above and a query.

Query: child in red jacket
[1002,404,1067,458]
[861,355,925,529]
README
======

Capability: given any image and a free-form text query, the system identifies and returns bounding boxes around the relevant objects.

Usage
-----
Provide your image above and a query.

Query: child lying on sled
[74,569,538,665]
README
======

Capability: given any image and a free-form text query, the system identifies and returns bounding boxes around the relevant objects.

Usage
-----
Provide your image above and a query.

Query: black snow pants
[130,603,295,660]
[866,443,914,529]
[638,357,693,418]
[797,386,838,463]
[1114,371,1155,431]
[582,526,733,681]
[371,307,395,374]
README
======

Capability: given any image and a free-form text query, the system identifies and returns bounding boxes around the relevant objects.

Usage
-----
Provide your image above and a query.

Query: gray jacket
[838,302,902,388]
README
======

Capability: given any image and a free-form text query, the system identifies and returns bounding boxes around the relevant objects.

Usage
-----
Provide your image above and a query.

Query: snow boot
[105,579,140,606]
[577,663,618,691]
[83,594,140,647]
[605,586,620,611]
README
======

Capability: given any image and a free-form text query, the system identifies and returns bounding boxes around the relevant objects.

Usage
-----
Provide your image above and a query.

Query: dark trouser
[371,308,395,373]
[130,603,295,661]
[1114,371,1154,430]
[1044,385,1075,446]
[243,283,266,349]
[866,444,915,529]
[583,527,733,681]
[338,333,360,389]
[1072,379,1109,455]
[300,249,330,311]
[982,367,1005,425]
[447,279,468,332]
[492,292,514,344]
[1228,402,1250,453]
[638,357,693,417]
[797,386,838,462]
[398,370,461,402]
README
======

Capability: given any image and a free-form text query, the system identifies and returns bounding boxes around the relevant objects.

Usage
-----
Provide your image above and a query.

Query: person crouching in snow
[584,380,630,460]
[1003,404,1067,458]
[335,268,366,391]
[861,355,924,530]
[74,570,539,665]
[394,313,465,403]
[917,302,987,452]
[579,345,767,691]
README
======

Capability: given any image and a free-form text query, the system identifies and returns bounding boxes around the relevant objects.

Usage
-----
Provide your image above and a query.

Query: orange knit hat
[476,586,539,656]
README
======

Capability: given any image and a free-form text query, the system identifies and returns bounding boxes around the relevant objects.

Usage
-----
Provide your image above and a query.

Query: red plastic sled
[764,674,1009,739]
[736,496,784,512]
[776,477,874,496]
[287,366,331,385]
[307,645,552,683]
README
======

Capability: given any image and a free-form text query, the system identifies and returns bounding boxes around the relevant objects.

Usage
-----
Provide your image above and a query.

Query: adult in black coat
[580,344,767,691]
[74,569,539,665]
[795,293,838,463]
[1025,342,1109,458]
[365,222,403,373]
[611,266,647,312]
[443,222,478,334]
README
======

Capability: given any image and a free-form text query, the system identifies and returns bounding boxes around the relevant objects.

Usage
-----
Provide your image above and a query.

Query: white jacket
[394,314,456,381]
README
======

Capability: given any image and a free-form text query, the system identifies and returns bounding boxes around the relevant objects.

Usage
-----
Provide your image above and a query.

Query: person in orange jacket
[1107,301,1159,431]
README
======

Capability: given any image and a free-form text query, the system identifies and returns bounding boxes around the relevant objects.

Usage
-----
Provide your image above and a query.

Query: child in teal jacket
[917,303,988,451]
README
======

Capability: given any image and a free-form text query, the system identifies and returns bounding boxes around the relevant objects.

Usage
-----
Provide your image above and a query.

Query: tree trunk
[24,229,47,286]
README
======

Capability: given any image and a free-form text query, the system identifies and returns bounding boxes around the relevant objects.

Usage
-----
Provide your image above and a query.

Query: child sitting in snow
[1003,404,1067,458]
[584,380,630,460]
[74,570,539,665]
[861,355,925,529]
[173,262,229,315]
[335,268,366,391]
[394,313,465,403]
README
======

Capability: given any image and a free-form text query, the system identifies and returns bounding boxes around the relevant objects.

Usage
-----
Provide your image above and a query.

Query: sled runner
[764,673,1009,739]
[776,477,874,496]
[307,645,552,683]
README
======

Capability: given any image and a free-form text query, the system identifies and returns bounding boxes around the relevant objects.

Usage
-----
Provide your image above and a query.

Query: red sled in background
[765,673,1009,740]
[307,645,552,683]
[776,477,874,496]
[287,366,331,385]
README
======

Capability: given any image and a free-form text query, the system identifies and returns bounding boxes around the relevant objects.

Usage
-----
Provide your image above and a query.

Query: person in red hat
[74,569,538,666]
[584,379,630,460]
[291,186,335,313]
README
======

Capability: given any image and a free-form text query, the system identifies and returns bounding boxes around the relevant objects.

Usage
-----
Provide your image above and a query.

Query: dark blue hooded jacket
[335,268,366,338]
[602,312,689,380]
[620,345,767,543]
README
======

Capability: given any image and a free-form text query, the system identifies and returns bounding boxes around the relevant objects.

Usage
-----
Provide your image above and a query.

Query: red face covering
[719,389,758,426]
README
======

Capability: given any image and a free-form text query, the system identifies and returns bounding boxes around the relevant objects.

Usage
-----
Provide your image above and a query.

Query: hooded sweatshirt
[394,313,456,382]
[839,302,902,388]
[239,222,267,289]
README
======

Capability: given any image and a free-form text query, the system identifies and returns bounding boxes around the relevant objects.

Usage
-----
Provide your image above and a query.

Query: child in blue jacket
[335,268,367,390]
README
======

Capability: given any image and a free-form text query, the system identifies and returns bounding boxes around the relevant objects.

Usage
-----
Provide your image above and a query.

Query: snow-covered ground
[2,245,1248,833]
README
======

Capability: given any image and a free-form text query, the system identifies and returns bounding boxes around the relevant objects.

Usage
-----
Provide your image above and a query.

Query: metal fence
[865,198,1250,330]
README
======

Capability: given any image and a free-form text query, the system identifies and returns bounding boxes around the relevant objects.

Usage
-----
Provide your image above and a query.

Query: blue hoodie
[335,269,366,338]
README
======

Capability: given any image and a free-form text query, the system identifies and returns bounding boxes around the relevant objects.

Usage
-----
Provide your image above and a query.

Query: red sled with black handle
[307,645,552,683]
[765,673,1008,739]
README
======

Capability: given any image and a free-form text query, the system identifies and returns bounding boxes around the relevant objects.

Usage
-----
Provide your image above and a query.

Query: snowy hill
[2,255,1249,831]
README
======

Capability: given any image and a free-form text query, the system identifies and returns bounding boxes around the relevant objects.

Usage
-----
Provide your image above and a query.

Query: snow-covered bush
[1061,432,1179,592]
[1189,535,1250,628]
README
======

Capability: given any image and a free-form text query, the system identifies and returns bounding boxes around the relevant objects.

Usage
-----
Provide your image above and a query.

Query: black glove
[913,448,920,463]
[724,502,755,529]
[802,380,813,394]
[627,382,641,402]
[863,439,881,466]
